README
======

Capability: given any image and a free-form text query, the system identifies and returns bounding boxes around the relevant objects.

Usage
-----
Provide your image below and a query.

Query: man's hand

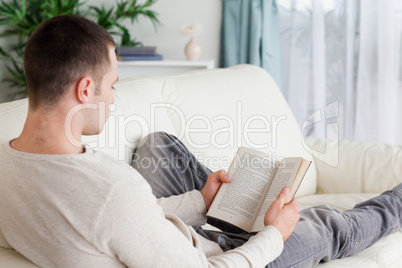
[264,187,300,242]
[200,170,231,210]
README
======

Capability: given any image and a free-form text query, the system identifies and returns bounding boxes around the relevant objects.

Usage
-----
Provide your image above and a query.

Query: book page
[206,147,276,232]
[251,157,302,232]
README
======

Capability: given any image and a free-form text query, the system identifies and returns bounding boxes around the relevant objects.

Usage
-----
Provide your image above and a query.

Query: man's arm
[156,170,230,227]
[95,176,285,267]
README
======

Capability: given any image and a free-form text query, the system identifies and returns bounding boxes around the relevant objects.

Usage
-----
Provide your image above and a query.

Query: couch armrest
[305,137,402,194]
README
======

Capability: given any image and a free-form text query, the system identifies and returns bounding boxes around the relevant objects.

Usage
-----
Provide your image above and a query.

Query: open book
[206,147,311,233]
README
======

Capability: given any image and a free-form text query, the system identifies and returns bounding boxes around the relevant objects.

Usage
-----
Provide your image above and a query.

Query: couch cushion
[307,138,402,194]
[158,65,317,197]
[298,193,377,211]
[0,99,28,145]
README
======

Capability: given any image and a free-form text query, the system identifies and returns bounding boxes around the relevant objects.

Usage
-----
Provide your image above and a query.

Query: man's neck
[11,107,84,155]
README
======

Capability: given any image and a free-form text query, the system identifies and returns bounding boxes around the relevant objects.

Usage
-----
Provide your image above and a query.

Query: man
[0,14,400,267]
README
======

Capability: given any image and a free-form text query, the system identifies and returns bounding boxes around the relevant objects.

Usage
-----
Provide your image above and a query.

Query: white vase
[184,37,201,61]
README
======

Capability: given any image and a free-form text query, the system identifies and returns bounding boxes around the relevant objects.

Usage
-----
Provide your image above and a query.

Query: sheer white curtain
[278,0,402,145]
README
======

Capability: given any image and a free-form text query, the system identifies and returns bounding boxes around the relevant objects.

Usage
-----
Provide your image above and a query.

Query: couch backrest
[82,64,317,197]
[0,65,317,198]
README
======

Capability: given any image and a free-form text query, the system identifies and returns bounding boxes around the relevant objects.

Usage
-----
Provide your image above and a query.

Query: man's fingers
[210,170,230,183]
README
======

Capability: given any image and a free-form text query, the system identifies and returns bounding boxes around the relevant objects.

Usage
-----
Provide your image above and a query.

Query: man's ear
[76,77,93,103]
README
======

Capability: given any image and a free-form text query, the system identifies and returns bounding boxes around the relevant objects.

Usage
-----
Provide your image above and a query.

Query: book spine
[118,54,163,61]
[117,46,157,56]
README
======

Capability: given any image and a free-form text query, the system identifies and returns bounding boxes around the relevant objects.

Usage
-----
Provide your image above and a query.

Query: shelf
[117,59,215,68]
[117,59,215,79]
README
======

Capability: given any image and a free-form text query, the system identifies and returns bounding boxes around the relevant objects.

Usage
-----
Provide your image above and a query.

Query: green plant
[91,0,159,47]
[0,0,159,99]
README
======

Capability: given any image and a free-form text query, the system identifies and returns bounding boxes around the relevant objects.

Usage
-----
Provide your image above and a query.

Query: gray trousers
[132,132,402,268]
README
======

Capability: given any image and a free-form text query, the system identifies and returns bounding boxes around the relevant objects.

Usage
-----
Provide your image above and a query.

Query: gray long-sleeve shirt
[0,142,283,267]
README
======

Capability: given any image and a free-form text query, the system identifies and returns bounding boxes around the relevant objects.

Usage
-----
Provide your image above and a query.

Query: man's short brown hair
[24,15,116,109]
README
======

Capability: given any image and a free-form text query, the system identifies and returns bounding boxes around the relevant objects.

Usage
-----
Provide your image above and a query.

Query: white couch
[0,64,401,267]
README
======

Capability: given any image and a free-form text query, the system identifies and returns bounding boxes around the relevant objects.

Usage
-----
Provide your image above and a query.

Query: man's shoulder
[0,143,141,189]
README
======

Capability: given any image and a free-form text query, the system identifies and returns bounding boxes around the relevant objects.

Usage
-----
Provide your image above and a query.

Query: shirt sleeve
[157,190,207,227]
[93,177,284,268]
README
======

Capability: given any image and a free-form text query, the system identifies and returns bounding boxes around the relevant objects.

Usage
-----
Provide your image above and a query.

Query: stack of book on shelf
[116,46,163,61]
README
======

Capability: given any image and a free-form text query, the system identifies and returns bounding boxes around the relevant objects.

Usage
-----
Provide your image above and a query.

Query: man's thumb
[276,187,290,206]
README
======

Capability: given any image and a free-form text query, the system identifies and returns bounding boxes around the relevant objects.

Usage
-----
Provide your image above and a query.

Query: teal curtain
[219,0,282,90]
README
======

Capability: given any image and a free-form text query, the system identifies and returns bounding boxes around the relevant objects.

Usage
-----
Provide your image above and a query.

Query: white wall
[0,0,222,103]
